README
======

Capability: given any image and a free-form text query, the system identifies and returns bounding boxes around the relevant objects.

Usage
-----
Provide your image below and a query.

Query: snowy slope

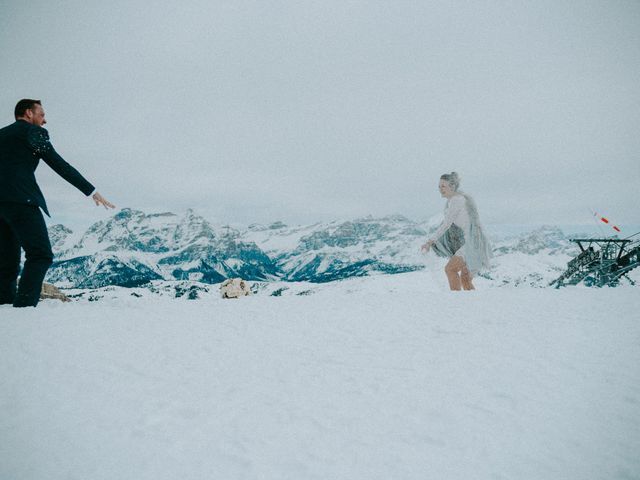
[1,272,639,480]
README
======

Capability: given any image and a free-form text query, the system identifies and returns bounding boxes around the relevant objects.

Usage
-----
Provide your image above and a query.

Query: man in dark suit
[0,99,115,307]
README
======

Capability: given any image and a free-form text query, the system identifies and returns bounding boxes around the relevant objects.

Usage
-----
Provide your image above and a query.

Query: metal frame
[550,238,640,288]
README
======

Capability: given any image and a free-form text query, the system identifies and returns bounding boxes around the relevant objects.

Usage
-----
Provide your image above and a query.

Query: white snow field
[1,271,639,480]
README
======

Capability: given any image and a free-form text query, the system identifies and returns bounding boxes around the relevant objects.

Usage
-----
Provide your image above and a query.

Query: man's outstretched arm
[28,125,115,209]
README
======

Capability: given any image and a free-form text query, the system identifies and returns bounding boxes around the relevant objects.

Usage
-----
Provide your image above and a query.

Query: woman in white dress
[421,172,491,290]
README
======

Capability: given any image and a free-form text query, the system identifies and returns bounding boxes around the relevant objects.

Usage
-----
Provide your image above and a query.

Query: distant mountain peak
[46,209,603,289]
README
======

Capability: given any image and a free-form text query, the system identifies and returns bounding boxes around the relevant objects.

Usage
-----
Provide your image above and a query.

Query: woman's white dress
[428,193,492,274]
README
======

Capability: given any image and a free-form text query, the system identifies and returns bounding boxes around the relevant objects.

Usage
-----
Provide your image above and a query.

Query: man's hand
[92,192,116,209]
[421,240,433,253]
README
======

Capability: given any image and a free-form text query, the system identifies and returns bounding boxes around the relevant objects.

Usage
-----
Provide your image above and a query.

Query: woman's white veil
[458,191,492,273]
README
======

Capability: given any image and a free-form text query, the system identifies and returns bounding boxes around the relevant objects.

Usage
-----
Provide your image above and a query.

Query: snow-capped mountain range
[45,208,630,289]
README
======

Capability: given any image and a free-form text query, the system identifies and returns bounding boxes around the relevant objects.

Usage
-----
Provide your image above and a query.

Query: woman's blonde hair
[440,171,460,191]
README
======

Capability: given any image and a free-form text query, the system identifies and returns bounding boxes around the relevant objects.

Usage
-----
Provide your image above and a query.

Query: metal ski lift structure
[551,236,640,288]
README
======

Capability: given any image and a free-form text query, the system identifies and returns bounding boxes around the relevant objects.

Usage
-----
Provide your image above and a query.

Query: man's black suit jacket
[0,120,95,216]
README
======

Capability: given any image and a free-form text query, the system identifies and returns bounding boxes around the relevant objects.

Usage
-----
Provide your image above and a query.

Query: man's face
[25,104,47,126]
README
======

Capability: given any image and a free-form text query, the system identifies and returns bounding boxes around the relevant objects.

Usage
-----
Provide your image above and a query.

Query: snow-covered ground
[1,271,639,480]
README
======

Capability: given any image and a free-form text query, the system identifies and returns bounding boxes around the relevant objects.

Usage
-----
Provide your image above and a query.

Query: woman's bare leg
[460,265,475,290]
[444,256,463,291]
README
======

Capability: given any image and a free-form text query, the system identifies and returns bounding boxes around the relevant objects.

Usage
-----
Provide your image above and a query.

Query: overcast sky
[1,0,639,230]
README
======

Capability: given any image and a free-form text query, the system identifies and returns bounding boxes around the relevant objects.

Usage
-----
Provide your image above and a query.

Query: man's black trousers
[0,202,53,307]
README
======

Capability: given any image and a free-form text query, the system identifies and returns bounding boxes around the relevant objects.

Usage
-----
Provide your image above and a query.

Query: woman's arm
[428,195,464,243]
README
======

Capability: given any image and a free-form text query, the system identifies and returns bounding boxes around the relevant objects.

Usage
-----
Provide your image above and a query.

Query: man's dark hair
[14,99,42,119]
